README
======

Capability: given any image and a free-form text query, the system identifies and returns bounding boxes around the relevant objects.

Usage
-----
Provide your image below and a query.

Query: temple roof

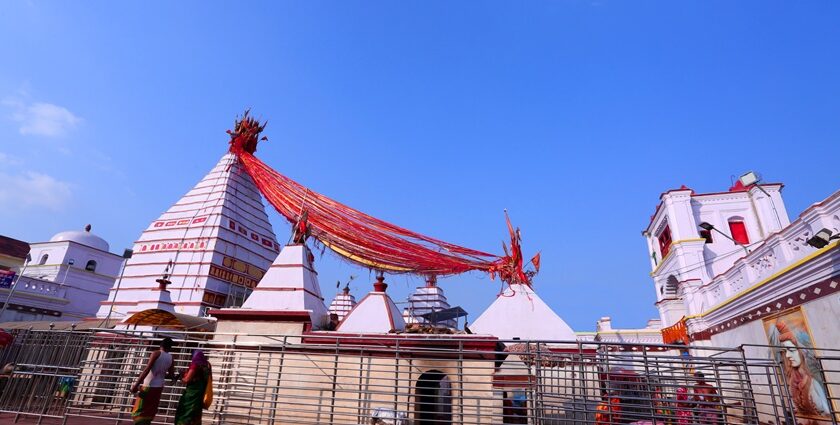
[241,244,329,328]
[470,283,576,341]
[402,277,456,327]
[328,286,357,321]
[337,277,405,333]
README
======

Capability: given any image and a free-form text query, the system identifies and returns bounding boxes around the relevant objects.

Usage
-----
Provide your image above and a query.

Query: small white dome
[50,224,110,252]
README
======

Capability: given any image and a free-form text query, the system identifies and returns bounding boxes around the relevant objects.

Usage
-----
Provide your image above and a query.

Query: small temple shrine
[335,274,406,333]
[402,276,457,328]
[327,284,357,322]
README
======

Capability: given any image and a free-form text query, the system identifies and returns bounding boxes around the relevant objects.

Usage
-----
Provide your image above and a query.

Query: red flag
[530,252,541,272]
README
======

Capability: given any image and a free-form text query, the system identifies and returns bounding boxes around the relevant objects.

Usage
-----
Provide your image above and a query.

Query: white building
[590,317,664,344]
[643,179,840,349]
[0,225,123,322]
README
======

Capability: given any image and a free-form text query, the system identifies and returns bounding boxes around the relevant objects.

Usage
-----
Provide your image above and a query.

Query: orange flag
[530,252,541,272]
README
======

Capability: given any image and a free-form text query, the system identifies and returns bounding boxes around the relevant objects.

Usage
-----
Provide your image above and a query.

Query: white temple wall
[646,185,789,288]
[209,348,499,424]
[693,195,766,276]
[213,320,306,343]
[706,293,840,424]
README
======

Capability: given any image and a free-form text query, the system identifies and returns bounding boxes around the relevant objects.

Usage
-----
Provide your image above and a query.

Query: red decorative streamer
[228,111,538,282]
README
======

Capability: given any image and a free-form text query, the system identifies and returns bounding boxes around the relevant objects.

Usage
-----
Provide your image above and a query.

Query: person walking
[130,337,175,425]
[173,350,212,425]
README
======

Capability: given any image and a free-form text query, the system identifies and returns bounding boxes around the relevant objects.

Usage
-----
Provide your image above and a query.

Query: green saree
[174,365,211,425]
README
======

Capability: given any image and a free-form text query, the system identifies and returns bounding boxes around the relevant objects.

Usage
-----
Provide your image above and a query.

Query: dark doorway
[415,370,452,424]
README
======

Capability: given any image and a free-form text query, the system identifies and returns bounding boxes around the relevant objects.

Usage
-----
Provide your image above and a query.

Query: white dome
[50,225,110,251]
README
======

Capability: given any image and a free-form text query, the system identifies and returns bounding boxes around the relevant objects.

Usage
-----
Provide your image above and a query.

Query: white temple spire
[403,275,456,328]
[329,284,357,322]
[96,152,280,319]
[236,243,329,328]
[471,283,576,341]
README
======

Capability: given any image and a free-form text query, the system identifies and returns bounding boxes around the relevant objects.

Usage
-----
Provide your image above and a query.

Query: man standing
[130,337,175,425]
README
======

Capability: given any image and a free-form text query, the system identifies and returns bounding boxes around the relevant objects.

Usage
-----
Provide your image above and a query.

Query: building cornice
[686,240,839,321]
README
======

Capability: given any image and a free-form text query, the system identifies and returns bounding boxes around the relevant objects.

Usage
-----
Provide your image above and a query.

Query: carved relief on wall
[729,273,745,294]
[749,251,777,279]
[788,230,812,252]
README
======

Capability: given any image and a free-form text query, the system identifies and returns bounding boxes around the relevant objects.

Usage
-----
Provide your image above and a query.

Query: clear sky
[1,1,838,331]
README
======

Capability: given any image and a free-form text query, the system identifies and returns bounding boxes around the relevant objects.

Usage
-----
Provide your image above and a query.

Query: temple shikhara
[0,112,838,425]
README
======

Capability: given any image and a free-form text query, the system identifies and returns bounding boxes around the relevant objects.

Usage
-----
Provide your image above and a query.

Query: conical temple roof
[470,283,576,341]
[241,244,329,328]
[97,152,280,319]
[329,286,357,322]
[337,277,405,333]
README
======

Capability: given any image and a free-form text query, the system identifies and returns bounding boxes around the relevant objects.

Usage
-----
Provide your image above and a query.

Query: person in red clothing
[595,393,622,425]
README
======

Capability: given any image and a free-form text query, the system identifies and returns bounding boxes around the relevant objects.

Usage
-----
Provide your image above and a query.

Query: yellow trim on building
[649,238,708,276]
[685,240,840,320]
[674,238,707,244]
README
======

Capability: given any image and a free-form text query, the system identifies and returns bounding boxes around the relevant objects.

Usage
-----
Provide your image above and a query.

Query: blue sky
[1,1,838,331]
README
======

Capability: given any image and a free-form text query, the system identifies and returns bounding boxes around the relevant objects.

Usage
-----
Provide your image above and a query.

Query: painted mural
[765,307,833,424]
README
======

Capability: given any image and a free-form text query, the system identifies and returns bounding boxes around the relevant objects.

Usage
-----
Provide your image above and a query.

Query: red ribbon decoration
[228,111,537,282]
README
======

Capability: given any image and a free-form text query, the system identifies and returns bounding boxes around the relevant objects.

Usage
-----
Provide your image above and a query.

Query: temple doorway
[414,370,452,424]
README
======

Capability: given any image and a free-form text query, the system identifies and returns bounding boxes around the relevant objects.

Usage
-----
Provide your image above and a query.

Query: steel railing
[0,328,837,425]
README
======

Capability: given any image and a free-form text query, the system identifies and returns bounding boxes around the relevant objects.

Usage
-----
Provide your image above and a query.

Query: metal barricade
[0,327,94,424]
[0,328,838,425]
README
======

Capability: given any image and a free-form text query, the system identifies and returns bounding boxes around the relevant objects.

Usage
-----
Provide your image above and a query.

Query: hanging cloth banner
[227,111,535,281]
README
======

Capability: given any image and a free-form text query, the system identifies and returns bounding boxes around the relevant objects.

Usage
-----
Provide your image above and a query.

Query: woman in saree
[174,350,212,425]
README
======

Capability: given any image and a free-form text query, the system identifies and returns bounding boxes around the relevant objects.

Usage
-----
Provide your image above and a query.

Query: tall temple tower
[96,152,280,319]
[642,180,790,328]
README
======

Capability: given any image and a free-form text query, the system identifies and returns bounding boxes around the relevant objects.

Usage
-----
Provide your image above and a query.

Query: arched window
[85,260,97,272]
[39,254,49,265]
[727,218,750,245]
[663,275,680,297]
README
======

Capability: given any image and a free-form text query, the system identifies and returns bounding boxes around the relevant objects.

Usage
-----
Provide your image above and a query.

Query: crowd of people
[596,372,728,425]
